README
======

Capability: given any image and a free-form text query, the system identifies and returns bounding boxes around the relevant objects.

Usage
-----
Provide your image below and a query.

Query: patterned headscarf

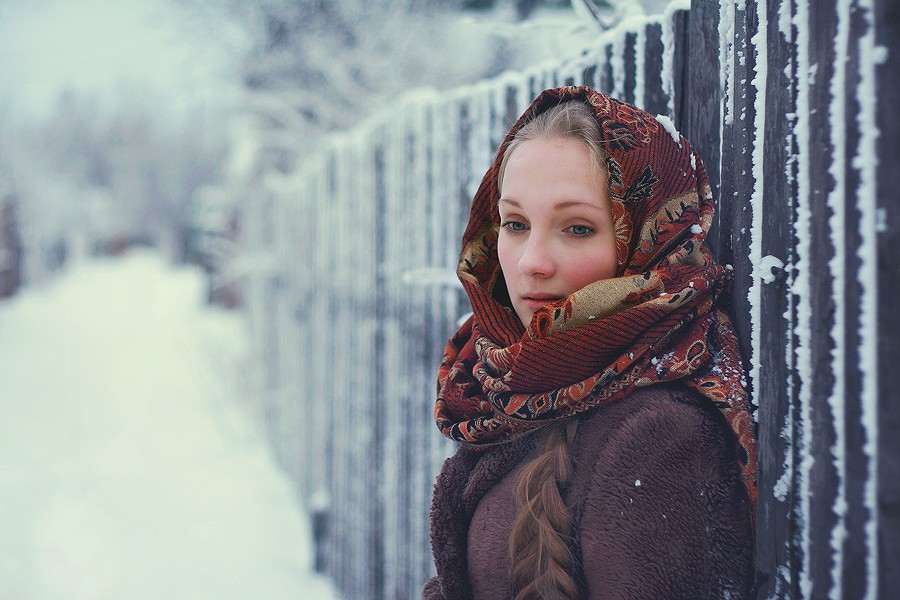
[434,86,757,509]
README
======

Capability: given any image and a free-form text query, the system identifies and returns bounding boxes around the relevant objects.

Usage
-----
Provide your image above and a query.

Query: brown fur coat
[423,383,753,599]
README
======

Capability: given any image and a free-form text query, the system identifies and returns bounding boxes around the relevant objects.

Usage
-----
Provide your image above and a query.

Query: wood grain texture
[754,1,799,597]
[642,22,668,117]
[805,1,842,597]
[876,0,900,593]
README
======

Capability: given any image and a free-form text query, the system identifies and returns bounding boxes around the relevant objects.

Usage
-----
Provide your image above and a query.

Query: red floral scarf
[434,86,757,509]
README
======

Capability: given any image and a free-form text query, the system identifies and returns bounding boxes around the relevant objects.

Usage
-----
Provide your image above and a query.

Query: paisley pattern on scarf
[434,86,758,511]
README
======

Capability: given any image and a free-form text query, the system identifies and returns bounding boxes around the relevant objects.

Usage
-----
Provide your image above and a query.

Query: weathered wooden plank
[623,31,637,104]
[875,0,900,592]
[424,100,442,515]
[805,0,842,596]
[307,165,330,573]
[322,151,340,515]
[348,145,372,599]
[686,0,721,221]
[642,22,668,116]
[755,1,800,598]
[428,99,453,491]
[715,7,791,596]
[315,154,338,577]
[719,3,756,373]
[322,148,342,584]
[377,123,401,600]
[600,43,614,94]
[332,145,354,597]
[395,121,414,600]
[366,139,383,599]
[670,9,690,135]
[839,3,872,596]
[406,102,436,595]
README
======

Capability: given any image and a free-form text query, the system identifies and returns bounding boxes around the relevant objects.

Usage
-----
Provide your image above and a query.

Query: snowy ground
[0,251,338,600]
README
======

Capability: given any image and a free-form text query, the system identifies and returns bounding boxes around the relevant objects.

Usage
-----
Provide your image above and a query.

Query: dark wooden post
[718,2,756,377]
[876,0,900,592]
[685,0,721,210]
[805,2,843,597]
[670,9,691,142]
[600,44,614,94]
[756,1,800,597]
[622,31,637,105]
[642,22,669,116]
[839,3,875,596]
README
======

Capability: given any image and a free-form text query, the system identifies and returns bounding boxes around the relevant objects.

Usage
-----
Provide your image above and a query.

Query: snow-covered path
[0,251,337,600]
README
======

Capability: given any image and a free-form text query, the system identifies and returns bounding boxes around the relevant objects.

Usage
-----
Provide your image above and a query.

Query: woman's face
[498,136,617,328]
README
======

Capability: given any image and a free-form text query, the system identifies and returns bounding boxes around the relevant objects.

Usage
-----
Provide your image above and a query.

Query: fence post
[685,0,722,252]
[876,0,900,592]
[642,22,669,117]
[804,2,845,597]
[670,9,690,140]
[756,0,799,597]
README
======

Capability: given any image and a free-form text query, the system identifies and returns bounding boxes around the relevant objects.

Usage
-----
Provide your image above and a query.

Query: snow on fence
[240,1,897,598]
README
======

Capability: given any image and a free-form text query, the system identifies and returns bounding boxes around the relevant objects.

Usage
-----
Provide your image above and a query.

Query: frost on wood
[655,113,682,146]
[759,254,785,284]
[853,0,881,595]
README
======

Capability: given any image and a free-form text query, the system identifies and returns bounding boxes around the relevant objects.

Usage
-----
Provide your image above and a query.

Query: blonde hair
[508,419,581,599]
[498,100,606,195]
[499,100,605,600]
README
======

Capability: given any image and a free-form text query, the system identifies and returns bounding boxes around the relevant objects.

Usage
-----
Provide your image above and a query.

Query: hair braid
[508,419,581,600]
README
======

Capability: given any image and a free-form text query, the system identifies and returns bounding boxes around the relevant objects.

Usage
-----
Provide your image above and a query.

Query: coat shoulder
[577,382,728,450]
[571,383,754,599]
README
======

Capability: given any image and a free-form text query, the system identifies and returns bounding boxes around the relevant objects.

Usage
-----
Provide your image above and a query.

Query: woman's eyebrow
[499,198,605,212]
[553,200,606,211]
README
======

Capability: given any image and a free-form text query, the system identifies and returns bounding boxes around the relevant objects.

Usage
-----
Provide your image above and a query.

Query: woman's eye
[502,221,527,232]
[568,225,593,236]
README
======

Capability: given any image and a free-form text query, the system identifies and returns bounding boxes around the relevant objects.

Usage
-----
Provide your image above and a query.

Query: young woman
[423,86,757,600]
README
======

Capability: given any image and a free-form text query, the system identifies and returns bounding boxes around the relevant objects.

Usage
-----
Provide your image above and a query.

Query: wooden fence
[238,0,898,598]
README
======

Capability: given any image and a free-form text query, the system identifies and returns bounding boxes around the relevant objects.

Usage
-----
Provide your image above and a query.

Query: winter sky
[0,0,245,121]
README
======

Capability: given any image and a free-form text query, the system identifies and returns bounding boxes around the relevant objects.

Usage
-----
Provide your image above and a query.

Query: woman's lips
[521,296,563,310]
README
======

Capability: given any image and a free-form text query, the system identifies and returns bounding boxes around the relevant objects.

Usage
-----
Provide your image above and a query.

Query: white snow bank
[0,251,337,600]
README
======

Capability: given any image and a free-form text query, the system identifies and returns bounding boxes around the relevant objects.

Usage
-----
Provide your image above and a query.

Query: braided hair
[508,419,581,599]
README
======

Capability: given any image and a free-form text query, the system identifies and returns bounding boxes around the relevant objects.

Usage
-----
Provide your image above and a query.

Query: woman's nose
[517,235,555,277]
